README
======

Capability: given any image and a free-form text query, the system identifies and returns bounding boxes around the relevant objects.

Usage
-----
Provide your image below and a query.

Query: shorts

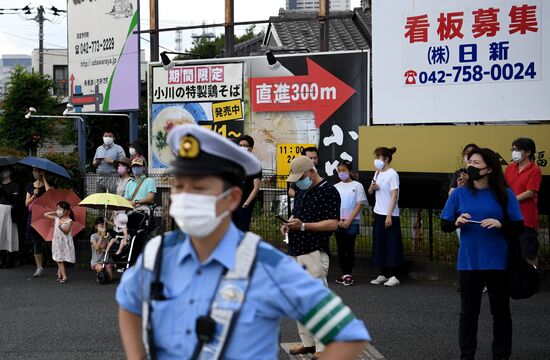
[519,227,539,260]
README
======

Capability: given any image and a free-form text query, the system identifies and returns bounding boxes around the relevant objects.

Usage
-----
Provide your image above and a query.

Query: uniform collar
[177,222,242,270]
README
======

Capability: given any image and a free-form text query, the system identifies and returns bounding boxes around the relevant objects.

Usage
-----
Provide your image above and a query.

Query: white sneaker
[383,276,400,287]
[33,268,45,277]
[370,275,388,285]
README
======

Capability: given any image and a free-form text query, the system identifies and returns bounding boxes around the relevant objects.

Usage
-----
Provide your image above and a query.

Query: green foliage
[178,25,264,60]
[0,66,59,154]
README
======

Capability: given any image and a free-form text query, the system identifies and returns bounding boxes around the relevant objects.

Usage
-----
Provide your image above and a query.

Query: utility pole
[36,5,45,74]
[319,0,330,52]
[150,0,159,61]
[224,0,234,57]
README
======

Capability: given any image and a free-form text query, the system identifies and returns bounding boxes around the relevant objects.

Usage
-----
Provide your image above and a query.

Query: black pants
[232,203,254,232]
[459,270,511,360]
[335,230,356,275]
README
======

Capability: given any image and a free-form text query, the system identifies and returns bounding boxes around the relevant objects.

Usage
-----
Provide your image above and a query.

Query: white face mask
[103,136,114,146]
[129,148,136,156]
[374,159,385,170]
[56,209,64,217]
[511,150,523,163]
[169,189,232,238]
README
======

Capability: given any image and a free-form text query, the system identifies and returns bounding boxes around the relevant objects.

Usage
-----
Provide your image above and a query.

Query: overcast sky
[0,0,361,59]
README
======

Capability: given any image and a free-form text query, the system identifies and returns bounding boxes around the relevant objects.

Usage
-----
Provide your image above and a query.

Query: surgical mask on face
[103,136,113,146]
[169,189,232,238]
[374,159,385,170]
[511,150,523,163]
[338,171,350,181]
[56,209,64,217]
[295,174,313,190]
[466,166,487,181]
[129,148,136,157]
[132,166,144,177]
[117,165,128,176]
[1,169,11,178]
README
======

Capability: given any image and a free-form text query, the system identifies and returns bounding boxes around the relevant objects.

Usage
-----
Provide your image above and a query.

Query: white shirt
[373,168,400,217]
[334,180,368,220]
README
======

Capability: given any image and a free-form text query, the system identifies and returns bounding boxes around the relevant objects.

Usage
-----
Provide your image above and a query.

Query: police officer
[116,125,370,360]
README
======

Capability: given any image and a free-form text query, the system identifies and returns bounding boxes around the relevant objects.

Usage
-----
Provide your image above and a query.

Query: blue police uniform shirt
[441,187,523,271]
[116,222,370,359]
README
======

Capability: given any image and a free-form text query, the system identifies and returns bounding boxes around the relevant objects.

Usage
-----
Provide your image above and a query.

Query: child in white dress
[44,201,75,283]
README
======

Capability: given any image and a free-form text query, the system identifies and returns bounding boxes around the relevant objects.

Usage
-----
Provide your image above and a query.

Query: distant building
[286,0,350,11]
[32,48,69,98]
[0,54,32,100]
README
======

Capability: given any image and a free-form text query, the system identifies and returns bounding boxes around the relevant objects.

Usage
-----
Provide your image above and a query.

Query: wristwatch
[300,222,306,232]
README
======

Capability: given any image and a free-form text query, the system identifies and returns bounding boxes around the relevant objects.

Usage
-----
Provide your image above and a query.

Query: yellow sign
[276,143,315,177]
[212,100,243,122]
[359,125,550,176]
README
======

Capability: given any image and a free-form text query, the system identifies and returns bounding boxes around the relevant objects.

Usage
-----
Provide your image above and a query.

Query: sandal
[59,278,68,284]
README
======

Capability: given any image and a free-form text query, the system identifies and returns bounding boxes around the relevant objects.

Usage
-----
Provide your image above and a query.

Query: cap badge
[179,135,200,158]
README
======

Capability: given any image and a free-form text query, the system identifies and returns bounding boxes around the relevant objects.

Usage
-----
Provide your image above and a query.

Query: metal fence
[83,172,550,269]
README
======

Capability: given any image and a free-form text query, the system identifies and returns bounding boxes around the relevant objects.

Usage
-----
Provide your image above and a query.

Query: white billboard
[68,0,139,112]
[372,0,549,124]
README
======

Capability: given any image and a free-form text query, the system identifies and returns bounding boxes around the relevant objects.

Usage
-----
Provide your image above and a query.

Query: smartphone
[466,220,482,224]
[275,215,289,223]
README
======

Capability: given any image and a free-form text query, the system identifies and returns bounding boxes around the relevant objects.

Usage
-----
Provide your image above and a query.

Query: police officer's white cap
[167,124,261,184]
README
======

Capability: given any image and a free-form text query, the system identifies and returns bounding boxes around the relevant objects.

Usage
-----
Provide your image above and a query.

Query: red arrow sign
[248,58,356,127]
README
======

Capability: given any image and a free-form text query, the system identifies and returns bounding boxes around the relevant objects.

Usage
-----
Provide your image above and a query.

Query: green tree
[177,25,264,60]
[0,66,59,155]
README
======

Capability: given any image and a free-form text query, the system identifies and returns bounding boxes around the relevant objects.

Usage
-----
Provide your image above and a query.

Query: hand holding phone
[276,215,289,223]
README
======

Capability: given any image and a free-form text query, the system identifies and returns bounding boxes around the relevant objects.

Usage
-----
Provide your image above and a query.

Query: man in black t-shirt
[281,156,340,357]
[232,135,262,231]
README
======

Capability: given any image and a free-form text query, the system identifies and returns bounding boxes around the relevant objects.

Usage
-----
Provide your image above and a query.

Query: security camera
[28,107,36,113]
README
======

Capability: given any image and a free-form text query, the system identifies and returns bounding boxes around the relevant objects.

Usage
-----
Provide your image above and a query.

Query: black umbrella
[0,156,20,168]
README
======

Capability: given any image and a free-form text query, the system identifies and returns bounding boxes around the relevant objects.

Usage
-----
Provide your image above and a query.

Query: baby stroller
[107,210,151,273]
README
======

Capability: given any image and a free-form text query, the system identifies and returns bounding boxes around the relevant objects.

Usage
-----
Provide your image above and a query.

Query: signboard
[276,143,315,176]
[249,58,356,127]
[149,62,245,171]
[372,0,549,124]
[148,51,370,174]
[68,0,139,112]
[358,124,550,175]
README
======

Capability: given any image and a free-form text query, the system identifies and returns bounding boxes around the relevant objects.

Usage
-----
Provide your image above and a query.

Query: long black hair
[57,200,75,221]
[467,148,509,209]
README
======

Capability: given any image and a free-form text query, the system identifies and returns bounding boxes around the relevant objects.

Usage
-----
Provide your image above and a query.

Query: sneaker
[383,276,400,287]
[33,268,45,277]
[335,275,345,285]
[117,268,125,273]
[370,275,388,285]
[483,286,487,293]
[343,275,354,286]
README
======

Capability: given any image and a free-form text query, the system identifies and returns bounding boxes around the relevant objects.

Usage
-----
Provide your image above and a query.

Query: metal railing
[82,172,550,269]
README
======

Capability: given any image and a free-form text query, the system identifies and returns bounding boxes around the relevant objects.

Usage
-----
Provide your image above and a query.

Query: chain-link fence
[82,172,550,269]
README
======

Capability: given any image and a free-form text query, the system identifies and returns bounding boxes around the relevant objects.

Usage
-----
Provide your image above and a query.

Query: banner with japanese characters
[372,0,549,124]
[68,0,139,112]
[149,62,245,171]
[148,51,369,175]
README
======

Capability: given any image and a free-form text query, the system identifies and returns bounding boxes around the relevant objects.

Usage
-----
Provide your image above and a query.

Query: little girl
[90,217,113,282]
[44,201,76,283]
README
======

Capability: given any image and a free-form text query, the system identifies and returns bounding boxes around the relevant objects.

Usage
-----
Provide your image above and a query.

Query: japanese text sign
[152,63,243,103]
[372,0,549,124]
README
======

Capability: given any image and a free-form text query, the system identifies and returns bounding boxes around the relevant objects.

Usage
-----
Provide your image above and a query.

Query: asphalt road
[1,266,548,359]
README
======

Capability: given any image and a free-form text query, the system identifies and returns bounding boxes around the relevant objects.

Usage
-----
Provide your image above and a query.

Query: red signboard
[248,58,356,127]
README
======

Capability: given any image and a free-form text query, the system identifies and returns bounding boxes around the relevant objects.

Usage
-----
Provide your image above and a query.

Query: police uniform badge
[179,135,200,158]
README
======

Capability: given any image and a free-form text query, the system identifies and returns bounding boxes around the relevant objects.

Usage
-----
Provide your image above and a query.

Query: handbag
[502,206,540,300]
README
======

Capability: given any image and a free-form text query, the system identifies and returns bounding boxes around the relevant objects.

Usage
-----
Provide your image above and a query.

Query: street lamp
[159,51,201,70]
[24,107,86,174]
